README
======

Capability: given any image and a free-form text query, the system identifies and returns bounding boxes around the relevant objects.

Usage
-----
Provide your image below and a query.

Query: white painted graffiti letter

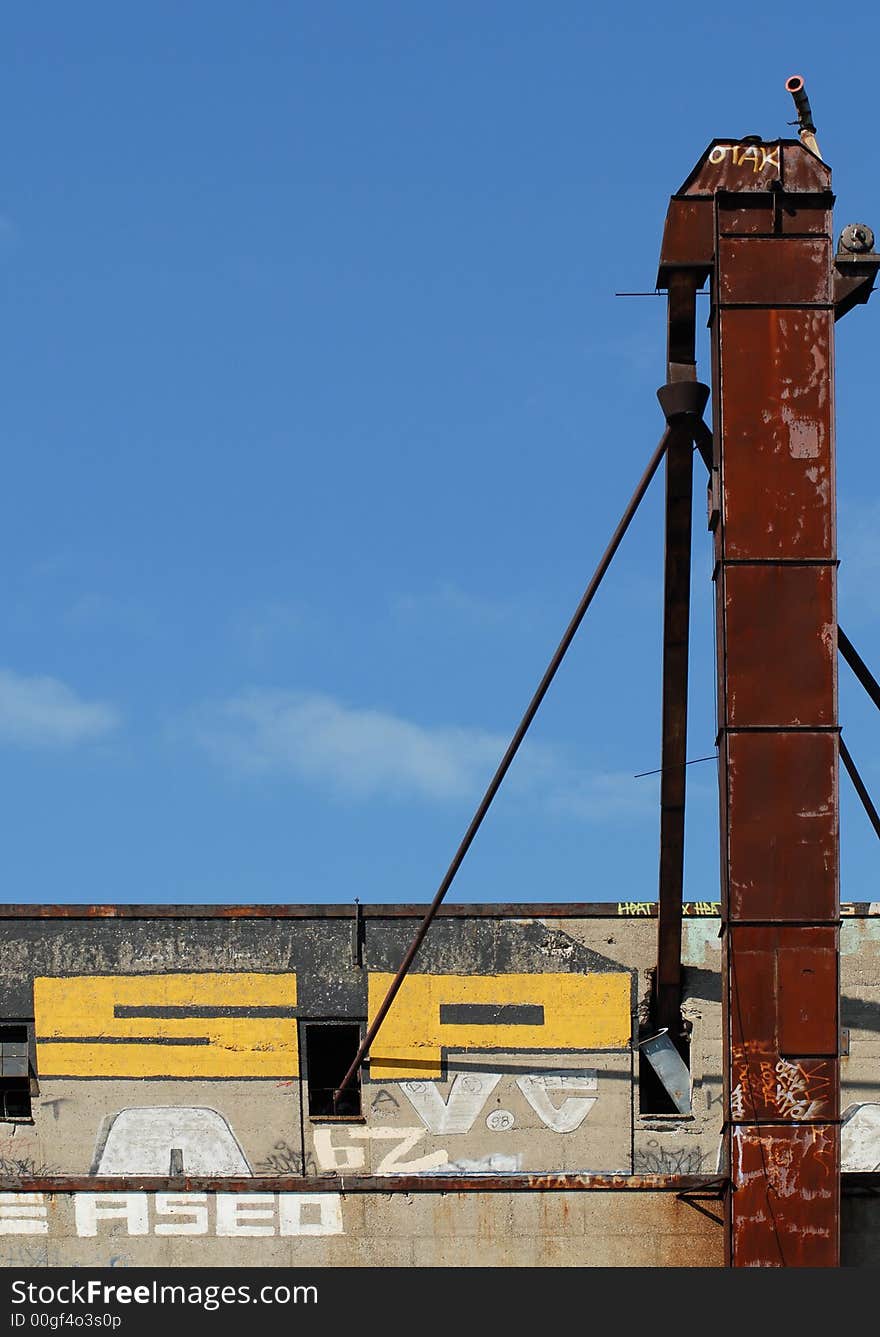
[75,1194,149,1238]
[0,1194,48,1236]
[515,1072,598,1133]
[313,1126,448,1174]
[399,1073,502,1134]
[153,1193,209,1237]
[216,1194,276,1237]
[312,1127,367,1171]
[93,1107,252,1176]
[730,1083,747,1121]
[372,1128,449,1175]
[278,1194,344,1236]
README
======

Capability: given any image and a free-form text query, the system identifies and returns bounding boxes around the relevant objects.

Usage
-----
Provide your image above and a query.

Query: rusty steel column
[659,135,842,1266]
[713,142,840,1268]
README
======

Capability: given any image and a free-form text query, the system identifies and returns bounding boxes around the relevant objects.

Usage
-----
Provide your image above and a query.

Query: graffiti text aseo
[0,1192,344,1237]
[709,143,781,174]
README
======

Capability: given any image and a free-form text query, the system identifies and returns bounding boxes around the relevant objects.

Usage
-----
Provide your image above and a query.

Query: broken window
[0,1025,32,1119]
[638,1024,692,1116]
[304,1022,363,1118]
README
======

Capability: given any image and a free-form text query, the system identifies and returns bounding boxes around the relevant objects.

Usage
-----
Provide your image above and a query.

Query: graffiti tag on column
[774,1059,828,1120]
[731,1058,829,1120]
[708,143,781,174]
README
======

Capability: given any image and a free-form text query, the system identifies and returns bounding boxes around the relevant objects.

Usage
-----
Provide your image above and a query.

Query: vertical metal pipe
[655,415,694,1038]
[654,270,700,1039]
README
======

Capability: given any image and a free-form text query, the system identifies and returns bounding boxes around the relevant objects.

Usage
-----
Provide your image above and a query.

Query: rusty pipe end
[785,72,817,134]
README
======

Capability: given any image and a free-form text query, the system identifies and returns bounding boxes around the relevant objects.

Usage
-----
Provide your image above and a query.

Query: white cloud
[194,686,653,822]
[195,689,504,801]
[546,768,658,821]
[63,593,152,637]
[0,668,120,748]
[231,601,305,662]
[391,582,520,626]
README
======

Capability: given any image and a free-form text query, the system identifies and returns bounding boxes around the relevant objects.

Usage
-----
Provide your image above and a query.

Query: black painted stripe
[113,1006,296,1019]
[36,1036,211,1046]
[438,1004,545,1026]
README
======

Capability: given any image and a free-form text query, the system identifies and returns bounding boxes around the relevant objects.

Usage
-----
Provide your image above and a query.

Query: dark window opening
[305,1023,362,1118]
[638,1026,691,1116]
[0,1025,32,1119]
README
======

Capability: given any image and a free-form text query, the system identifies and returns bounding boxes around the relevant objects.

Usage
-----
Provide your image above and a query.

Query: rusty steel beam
[659,116,849,1266]
[3,900,877,920]
[0,1174,726,1195]
[333,426,674,1106]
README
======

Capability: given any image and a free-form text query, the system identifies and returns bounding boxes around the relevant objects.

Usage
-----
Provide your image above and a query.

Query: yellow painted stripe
[34,973,297,1078]
[368,971,631,1079]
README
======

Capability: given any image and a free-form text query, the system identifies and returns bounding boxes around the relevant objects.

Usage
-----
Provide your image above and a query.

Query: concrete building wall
[0,1190,724,1268]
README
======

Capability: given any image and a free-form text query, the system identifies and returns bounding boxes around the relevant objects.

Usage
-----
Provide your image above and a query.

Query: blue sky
[2,3,880,906]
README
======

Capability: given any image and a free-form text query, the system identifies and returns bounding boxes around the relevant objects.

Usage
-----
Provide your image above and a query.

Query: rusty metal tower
[335,76,880,1269]
[656,77,879,1265]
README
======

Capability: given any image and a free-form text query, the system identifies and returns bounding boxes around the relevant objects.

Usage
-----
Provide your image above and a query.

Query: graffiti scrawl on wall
[396,1072,599,1134]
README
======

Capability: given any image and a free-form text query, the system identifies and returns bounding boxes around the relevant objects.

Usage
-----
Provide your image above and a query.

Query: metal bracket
[834,250,880,321]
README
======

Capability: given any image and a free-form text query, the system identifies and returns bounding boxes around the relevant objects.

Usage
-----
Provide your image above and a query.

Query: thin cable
[614,291,711,298]
[634,752,718,779]
[333,425,674,1106]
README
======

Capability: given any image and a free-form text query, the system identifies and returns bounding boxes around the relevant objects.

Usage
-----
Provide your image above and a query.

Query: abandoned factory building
[0,900,878,1267]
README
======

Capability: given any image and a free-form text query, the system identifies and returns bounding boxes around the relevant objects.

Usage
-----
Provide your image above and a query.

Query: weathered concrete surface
[0,1082,303,1178]
[0,1190,724,1267]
